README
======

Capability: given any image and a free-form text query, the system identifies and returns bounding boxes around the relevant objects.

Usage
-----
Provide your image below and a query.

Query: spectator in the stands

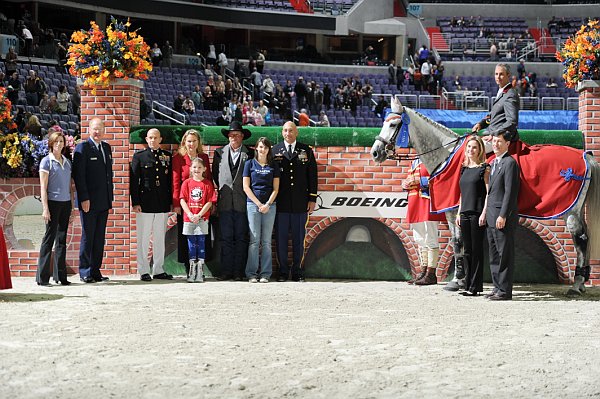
[361,80,372,106]
[317,111,330,127]
[162,41,173,68]
[396,66,405,92]
[215,75,225,94]
[517,59,526,78]
[217,46,228,76]
[490,42,498,62]
[57,85,70,114]
[5,47,18,77]
[546,78,558,88]
[528,82,538,98]
[183,96,195,115]
[57,33,69,73]
[364,45,376,63]
[420,58,432,92]
[388,60,396,85]
[150,43,162,67]
[249,67,262,100]
[140,93,151,120]
[418,45,429,64]
[48,95,60,113]
[298,109,310,127]
[261,74,275,104]
[224,79,234,101]
[24,114,43,139]
[192,85,203,109]
[374,96,388,118]
[294,77,308,110]
[21,24,33,56]
[252,106,264,127]
[72,86,81,115]
[206,43,216,67]
[453,75,462,91]
[256,100,268,124]
[7,71,21,105]
[323,83,332,110]
[24,70,41,106]
[256,50,265,74]
[174,93,184,113]
[39,93,50,113]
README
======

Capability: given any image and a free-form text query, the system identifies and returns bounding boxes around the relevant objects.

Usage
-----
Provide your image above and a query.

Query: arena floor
[1,277,599,398]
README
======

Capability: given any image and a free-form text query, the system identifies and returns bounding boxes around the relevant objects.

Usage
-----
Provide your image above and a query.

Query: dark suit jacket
[272,142,318,213]
[213,144,253,212]
[479,84,519,140]
[73,138,114,212]
[486,153,520,226]
[130,148,172,213]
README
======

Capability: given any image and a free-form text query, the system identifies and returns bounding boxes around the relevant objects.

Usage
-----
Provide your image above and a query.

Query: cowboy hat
[221,121,251,140]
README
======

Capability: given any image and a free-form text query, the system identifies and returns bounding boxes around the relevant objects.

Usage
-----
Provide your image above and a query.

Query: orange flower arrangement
[556,19,600,88]
[67,17,152,89]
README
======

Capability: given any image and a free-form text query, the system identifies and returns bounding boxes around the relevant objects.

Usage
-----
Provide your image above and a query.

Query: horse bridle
[375,111,467,162]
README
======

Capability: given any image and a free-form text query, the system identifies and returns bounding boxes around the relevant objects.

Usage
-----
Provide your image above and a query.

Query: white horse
[371,98,600,295]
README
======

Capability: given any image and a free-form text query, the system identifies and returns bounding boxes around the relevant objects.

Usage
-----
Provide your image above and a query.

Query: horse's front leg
[566,213,590,296]
[443,210,466,291]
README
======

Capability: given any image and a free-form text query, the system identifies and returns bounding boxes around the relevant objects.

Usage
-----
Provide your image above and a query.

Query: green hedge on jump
[129,125,584,149]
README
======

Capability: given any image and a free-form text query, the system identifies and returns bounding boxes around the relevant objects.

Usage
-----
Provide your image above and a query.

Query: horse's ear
[391,96,403,113]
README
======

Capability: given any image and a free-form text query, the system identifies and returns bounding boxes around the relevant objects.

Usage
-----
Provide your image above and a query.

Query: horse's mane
[405,106,458,139]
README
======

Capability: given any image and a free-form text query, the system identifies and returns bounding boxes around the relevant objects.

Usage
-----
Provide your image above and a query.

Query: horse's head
[371,97,405,163]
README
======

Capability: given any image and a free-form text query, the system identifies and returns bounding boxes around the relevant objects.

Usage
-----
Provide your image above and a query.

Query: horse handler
[402,158,446,285]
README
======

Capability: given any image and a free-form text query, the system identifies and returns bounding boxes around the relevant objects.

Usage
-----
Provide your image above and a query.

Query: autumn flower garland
[556,19,600,88]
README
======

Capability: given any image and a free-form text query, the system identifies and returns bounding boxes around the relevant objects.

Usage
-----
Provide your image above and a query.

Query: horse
[371,97,600,296]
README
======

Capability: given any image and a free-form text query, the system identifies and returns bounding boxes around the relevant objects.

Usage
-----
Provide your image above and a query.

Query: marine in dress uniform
[130,128,173,281]
[402,158,445,285]
[272,121,318,282]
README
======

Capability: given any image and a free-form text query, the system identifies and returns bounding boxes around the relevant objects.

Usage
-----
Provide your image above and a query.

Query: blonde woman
[456,135,490,296]
[172,129,212,276]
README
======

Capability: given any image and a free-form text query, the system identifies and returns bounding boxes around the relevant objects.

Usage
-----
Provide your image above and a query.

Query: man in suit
[471,63,519,143]
[213,121,253,281]
[273,121,318,282]
[73,118,113,283]
[130,128,173,282]
[486,131,520,300]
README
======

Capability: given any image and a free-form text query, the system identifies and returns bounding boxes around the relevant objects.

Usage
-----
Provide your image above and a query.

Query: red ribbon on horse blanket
[0,227,12,290]
[429,139,589,219]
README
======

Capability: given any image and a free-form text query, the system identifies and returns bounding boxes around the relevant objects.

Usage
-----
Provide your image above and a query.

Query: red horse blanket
[0,227,12,290]
[429,139,589,219]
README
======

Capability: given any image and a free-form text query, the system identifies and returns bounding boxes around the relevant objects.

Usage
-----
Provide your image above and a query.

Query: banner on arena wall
[312,191,408,218]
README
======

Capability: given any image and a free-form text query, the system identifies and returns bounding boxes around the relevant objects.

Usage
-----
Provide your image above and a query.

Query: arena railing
[463,94,489,112]
[540,96,565,111]
[566,97,579,111]
[151,101,187,125]
[520,96,539,111]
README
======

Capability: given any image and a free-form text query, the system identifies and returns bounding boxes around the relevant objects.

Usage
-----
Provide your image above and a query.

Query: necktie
[491,158,498,175]
[288,144,293,156]
[98,143,105,163]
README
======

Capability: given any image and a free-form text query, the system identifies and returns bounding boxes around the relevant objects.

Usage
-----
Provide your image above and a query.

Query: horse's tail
[586,154,600,259]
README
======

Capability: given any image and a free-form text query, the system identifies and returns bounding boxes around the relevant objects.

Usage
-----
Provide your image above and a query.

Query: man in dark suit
[213,121,253,281]
[130,128,173,282]
[272,121,318,282]
[73,118,114,283]
[471,63,519,143]
[486,131,520,300]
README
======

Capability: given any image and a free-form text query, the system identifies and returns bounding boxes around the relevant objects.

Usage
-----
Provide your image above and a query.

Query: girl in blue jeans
[243,137,280,283]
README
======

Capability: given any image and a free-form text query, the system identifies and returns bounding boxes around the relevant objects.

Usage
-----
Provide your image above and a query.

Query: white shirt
[285,141,297,154]
[421,62,431,76]
[496,83,511,99]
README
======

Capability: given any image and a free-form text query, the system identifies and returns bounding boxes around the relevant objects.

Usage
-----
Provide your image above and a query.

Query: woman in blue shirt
[36,131,73,286]
[243,137,279,283]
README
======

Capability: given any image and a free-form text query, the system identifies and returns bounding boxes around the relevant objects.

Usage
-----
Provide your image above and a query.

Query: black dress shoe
[80,277,95,283]
[460,291,479,297]
[140,273,152,281]
[93,276,110,282]
[153,273,173,280]
[233,276,244,282]
[215,274,233,281]
[488,293,512,301]
[59,280,72,286]
[276,276,288,282]
[37,281,51,286]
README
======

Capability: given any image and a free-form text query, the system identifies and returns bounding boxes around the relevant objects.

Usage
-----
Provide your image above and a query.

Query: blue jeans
[246,203,276,279]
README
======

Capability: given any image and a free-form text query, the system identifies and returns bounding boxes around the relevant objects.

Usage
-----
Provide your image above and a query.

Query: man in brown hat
[212,121,254,280]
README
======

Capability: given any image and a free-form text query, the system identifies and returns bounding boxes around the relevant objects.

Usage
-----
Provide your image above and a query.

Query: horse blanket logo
[429,140,589,219]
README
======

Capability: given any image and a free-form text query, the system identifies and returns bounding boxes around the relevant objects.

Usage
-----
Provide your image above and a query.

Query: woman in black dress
[456,135,490,296]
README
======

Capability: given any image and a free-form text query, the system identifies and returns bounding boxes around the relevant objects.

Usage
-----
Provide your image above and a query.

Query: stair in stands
[428,27,449,53]
[530,27,557,56]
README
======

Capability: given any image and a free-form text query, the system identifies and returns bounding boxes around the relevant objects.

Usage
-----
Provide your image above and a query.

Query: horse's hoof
[566,287,582,297]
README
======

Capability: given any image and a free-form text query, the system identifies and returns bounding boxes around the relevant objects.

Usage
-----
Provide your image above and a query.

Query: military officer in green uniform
[272,121,318,282]
[130,128,173,281]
